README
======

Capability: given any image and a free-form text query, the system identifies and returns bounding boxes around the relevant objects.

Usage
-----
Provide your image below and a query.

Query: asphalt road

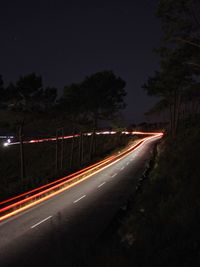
[0,136,160,267]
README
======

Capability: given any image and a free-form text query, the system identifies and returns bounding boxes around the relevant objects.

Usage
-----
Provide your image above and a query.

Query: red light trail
[0,131,163,222]
[3,130,163,147]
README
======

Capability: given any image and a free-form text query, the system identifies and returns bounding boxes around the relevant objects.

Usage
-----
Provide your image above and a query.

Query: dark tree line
[0,73,58,180]
[143,0,200,138]
[0,71,126,130]
[0,71,126,180]
[58,71,126,159]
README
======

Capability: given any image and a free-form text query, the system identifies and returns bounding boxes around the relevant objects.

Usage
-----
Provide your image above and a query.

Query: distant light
[0,136,14,139]
[3,142,9,147]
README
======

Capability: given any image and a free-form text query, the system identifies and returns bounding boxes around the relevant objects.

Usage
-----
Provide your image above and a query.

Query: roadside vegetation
[0,70,129,200]
[87,116,200,267]
[0,132,135,201]
[0,69,163,202]
[86,1,200,266]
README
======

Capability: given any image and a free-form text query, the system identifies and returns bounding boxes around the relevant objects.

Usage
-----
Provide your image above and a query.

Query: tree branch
[175,37,200,48]
[184,62,200,68]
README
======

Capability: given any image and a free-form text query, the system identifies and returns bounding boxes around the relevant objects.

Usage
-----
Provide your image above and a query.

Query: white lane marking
[31,215,52,229]
[111,173,117,178]
[120,166,125,170]
[73,195,86,203]
[98,182,106,188]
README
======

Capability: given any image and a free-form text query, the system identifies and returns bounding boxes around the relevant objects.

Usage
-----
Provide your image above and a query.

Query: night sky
[0,0,161,124]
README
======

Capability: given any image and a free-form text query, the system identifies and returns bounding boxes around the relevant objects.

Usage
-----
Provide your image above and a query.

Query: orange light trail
[0,131,163,222]
[0,156,114,207]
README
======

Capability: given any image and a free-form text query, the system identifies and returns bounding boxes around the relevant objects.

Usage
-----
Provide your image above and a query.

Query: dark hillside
[88,118,200,267]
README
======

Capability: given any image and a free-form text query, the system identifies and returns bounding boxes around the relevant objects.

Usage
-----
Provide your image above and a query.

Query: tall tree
[57,83,87,169]
[157,0,200,48]
[157,0,200,71]
[59,71,126,160]
[144,98,170,122]
[43,86,57,110]
[6,73,43,181]
[143,47,193,137]
[81,70,126,158]
[59,83,87,127]
[16,72,43,112]
[143,0,200,138]
[59,71,126,130]
[81,71,126,127]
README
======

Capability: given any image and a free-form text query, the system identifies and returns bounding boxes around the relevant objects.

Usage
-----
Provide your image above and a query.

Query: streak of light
[0,156,115,206]
[0,132,163,222]
[3,130,163,147]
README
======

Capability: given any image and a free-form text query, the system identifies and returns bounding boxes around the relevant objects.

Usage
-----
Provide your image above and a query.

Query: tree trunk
[55,130,59,175]
[70,127,75,169]
[170,89,181,139]
[169,103,173,135]
[172,91,176,139]
[19,121,25,183]
[89,128,95,161]
[81,132,84,164]
[60,128,64,170]
[78,131,82,167]
[174,92,181,138]
[89,114,98,161]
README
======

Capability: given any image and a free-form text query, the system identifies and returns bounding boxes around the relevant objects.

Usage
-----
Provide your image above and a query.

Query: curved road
[0,136,161,267]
